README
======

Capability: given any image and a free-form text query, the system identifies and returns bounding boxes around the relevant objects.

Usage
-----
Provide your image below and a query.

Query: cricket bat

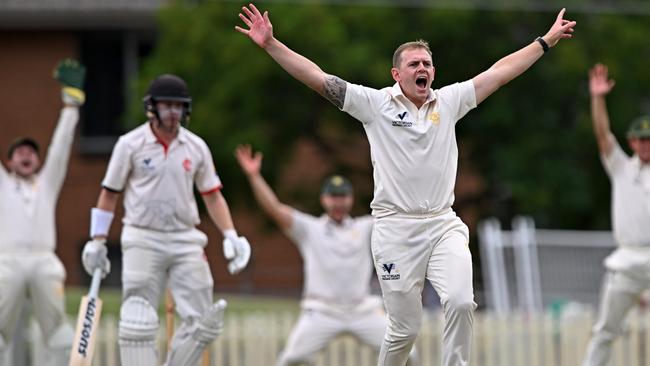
[69,268,103,366]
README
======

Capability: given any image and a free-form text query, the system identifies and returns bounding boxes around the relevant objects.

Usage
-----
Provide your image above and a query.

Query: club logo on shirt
[381,263,400,280]
[142,158,155,172]
[392,111,413,127]
[428,112,440,125]
[183,158,192,172]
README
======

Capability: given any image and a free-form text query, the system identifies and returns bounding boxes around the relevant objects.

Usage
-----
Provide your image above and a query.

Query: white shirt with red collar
[102,122,221,232]
[342,80,476,217]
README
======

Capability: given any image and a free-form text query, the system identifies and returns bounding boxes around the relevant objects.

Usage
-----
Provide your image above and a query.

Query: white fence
[479,216,616,313]
[9,218,643,365]
[13,309,650,366]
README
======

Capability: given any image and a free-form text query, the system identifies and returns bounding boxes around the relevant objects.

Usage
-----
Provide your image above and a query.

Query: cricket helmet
[143,74,192,124]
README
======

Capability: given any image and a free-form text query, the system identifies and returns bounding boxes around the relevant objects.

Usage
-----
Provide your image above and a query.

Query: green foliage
[131,2,650,229]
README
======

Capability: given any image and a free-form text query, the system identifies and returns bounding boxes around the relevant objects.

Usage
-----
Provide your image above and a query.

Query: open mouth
[416,76,428,89]
[21,161,32,168]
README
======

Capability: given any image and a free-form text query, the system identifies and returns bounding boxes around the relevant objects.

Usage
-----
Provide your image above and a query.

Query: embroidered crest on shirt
[183,158,192,172]
[381,263,400,280]
[428,112,440,125]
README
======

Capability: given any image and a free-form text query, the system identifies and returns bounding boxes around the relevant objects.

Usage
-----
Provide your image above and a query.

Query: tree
[132,1,650,230]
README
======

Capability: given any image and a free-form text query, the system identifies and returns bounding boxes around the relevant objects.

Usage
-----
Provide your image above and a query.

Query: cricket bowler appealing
[0,59,85,365]
[238,4,577,365]
[82,74,251,366]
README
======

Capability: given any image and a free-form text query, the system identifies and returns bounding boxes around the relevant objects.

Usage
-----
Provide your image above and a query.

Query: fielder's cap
[627,115,650,139]
[321,175,353,196]
[7,137,39,159]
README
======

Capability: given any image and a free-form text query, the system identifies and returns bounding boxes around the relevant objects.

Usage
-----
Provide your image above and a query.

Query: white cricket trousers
[372,210,475,366]
[582,271,647,366]
[121,226,213,318]
[119,225,214,365]
[0,252,73,366]
[276,298,387,366]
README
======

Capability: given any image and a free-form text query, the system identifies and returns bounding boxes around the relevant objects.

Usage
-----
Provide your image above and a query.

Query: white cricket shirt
[342,80,477,217]
[102,123,221,232]
[0,107,79,252]
[286,210,374,305]
[602,139,650,247]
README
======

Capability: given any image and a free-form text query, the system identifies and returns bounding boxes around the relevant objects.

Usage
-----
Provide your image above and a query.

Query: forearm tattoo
[323,75,347,109]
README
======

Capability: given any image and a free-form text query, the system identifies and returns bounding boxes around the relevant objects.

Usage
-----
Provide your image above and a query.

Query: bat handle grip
[88,268,103,299]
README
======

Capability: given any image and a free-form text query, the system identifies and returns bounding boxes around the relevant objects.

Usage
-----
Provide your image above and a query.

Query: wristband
[535,37,549,53]
[223,229,238,241]
[90,208,114,237]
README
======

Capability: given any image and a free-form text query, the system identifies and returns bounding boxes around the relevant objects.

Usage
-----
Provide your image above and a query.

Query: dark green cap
[321,175,353,196]
[7,137,39,159]
[627,115,650,139]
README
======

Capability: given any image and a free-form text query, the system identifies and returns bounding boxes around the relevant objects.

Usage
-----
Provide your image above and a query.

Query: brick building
[0,0,317,297]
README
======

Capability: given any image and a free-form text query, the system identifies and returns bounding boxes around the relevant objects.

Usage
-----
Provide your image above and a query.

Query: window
[78,30,155,154]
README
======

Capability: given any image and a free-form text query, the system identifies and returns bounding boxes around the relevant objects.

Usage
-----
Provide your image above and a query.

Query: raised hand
[541,8,576,47]
[235,144,263,177]
[54,58,86,106]
[54,58,86,89]
[235,3,274,49]
[589,63,616,97]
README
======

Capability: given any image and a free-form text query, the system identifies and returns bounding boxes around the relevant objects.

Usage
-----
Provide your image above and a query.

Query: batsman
[82,74,251,365]
[0,59,85,365]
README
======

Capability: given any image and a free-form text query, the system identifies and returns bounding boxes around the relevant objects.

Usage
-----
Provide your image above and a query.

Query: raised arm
[41,59,86,192]
[0,153,8,179]
[40,107,79,192]
[472,9,576,104]
[235,3,347,108]
[235,144,293,231]
[588,63,616,155]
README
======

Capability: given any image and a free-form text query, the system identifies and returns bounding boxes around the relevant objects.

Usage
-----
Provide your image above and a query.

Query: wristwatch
[535,36,549,53]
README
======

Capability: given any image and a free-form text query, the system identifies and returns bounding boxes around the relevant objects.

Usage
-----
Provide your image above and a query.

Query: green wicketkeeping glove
[53,58,86,106]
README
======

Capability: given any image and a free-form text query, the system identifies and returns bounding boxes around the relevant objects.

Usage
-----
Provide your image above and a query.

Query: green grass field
[64,287,301,317]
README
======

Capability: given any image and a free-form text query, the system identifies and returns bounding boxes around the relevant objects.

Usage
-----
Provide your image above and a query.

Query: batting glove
[82,238,111,278]
[222,232,251,274]
[53,58,86,106]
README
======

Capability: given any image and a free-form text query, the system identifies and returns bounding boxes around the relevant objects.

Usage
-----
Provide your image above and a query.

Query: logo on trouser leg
[381,263,400,280]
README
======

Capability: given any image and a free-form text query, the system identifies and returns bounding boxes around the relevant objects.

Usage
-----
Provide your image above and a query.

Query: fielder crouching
[82,74,251,366]
[235,146,418,365]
